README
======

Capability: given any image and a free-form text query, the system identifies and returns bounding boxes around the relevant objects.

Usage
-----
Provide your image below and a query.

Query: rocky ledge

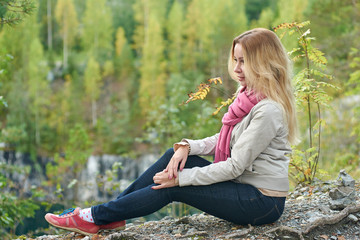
[22,171,360,240]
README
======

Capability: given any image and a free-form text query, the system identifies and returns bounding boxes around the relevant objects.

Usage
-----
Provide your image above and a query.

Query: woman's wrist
[173,141,190,152]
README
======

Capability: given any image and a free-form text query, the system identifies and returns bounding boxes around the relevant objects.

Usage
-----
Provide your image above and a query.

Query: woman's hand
[165,145,189,180]
[152,170,179,190]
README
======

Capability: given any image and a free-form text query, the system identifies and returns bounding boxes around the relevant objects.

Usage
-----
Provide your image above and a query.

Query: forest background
[0,0,360,238]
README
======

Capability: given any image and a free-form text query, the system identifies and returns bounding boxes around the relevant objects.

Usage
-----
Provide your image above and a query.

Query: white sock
[79,208,94,223]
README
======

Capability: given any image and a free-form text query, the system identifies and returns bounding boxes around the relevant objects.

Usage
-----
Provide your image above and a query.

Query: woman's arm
[155,134,220,188]
[165,133,219,180]
[174,133,219,156]
[178,103,284,186]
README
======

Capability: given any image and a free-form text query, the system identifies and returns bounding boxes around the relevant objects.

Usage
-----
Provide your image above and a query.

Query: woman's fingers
[167,157,179,179]
[179,157,186,171]
[152,171,177,190]
[165,146,189,179]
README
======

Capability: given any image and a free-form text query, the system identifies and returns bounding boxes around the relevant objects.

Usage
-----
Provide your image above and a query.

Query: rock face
[329,170,357,210]
[338,169,355,187]
[17,171,360,240]
[0,150,156,202]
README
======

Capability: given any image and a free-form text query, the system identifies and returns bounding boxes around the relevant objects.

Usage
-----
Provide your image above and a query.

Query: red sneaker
[99,220,126,230]
[45,207,100,235]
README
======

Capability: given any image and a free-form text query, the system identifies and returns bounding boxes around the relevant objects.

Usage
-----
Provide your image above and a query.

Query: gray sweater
[178,99,292,192]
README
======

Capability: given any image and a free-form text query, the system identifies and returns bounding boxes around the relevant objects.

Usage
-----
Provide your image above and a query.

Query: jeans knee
[164,148,175,158]
[156,148,174,166]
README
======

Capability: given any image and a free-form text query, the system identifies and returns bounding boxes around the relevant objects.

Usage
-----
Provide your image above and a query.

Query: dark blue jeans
[92,148,285,226]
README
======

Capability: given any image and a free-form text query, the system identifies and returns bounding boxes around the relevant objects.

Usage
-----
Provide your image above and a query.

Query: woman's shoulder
[249,99,286,127]
[253,99,284,114]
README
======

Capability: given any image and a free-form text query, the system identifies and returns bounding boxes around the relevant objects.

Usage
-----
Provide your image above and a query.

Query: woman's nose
[234,63,242,73]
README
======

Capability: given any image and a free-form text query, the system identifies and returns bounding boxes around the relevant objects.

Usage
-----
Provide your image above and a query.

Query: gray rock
[306,211,326,223]
[106,232,138,240]
[181,230,209,238]
[338,169,355,187]
[329,197,355,210]
[176,216,190,224]
[348,214,359,222]
[329,186,357,210]
[329,186,355,200]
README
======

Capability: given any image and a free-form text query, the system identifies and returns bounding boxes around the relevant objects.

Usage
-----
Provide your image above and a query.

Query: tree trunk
[92,99,97,127]
[47,0,53,50]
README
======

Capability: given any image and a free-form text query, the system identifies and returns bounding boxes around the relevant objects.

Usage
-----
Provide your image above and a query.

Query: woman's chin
[239,80,246,87]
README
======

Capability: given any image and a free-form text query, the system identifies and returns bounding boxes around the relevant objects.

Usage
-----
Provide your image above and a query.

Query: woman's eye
[233,58,237,62]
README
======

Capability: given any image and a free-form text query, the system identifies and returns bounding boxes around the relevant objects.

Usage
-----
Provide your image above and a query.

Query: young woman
[45,28,298,235]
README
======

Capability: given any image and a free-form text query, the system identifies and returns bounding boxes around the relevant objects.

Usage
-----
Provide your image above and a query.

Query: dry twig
[303,203,360,234]
[264,226,305,240]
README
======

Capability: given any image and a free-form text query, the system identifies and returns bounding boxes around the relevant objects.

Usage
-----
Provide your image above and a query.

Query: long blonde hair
[228,28,298,144]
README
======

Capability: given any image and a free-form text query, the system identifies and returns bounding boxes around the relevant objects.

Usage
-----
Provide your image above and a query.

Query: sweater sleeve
[178,133,219,156]
[178,104,283,186]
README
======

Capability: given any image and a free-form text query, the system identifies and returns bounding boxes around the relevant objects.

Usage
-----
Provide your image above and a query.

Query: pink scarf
[214,87,262,163]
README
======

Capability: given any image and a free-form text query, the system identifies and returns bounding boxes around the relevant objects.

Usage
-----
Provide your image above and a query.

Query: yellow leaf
[304,168,311,176]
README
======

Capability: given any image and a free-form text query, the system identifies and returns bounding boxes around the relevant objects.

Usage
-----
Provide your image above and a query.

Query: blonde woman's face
[233,44,246,86]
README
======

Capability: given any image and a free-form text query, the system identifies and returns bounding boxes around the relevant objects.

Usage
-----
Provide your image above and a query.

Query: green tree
[0,0,35,26]
[166,0,184,73]
[273,0,308,51]
[82,0,113,64]
[115,26,134,79]
[305,0,360,93]
[27,37,51,148]
[245,0,276,22]
[133,0,167,116]
[275,22,338,184]
[47,74,75,152]
[55,0,78,70]
[0,2,44,238]
[182,0,248,76]
[0,3,45,154]
[84,56,102,127]
[213,0,248,92]
[250,7,275,29]
[182,0,215,72]
[46,124,92,202]
[0,163,42,238]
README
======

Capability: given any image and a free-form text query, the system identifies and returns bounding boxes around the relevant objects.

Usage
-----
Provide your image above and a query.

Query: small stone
[329,186,355,200]
[173,233,182,238]
[132,219,145,225]
[176,216,190,224]
[106,232,138,240]
[187,227,197,233]
[348,214,358,222]
[329,197,353,210]
[306,212,326,223]
[182,231,209,238]
[329,186,357,210]
[338,169,355,187]
[161,216,172,221]
[317,205,332,214]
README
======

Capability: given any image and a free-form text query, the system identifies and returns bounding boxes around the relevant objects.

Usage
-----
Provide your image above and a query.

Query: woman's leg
[92,178,285,226]
[116,148,211,199]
